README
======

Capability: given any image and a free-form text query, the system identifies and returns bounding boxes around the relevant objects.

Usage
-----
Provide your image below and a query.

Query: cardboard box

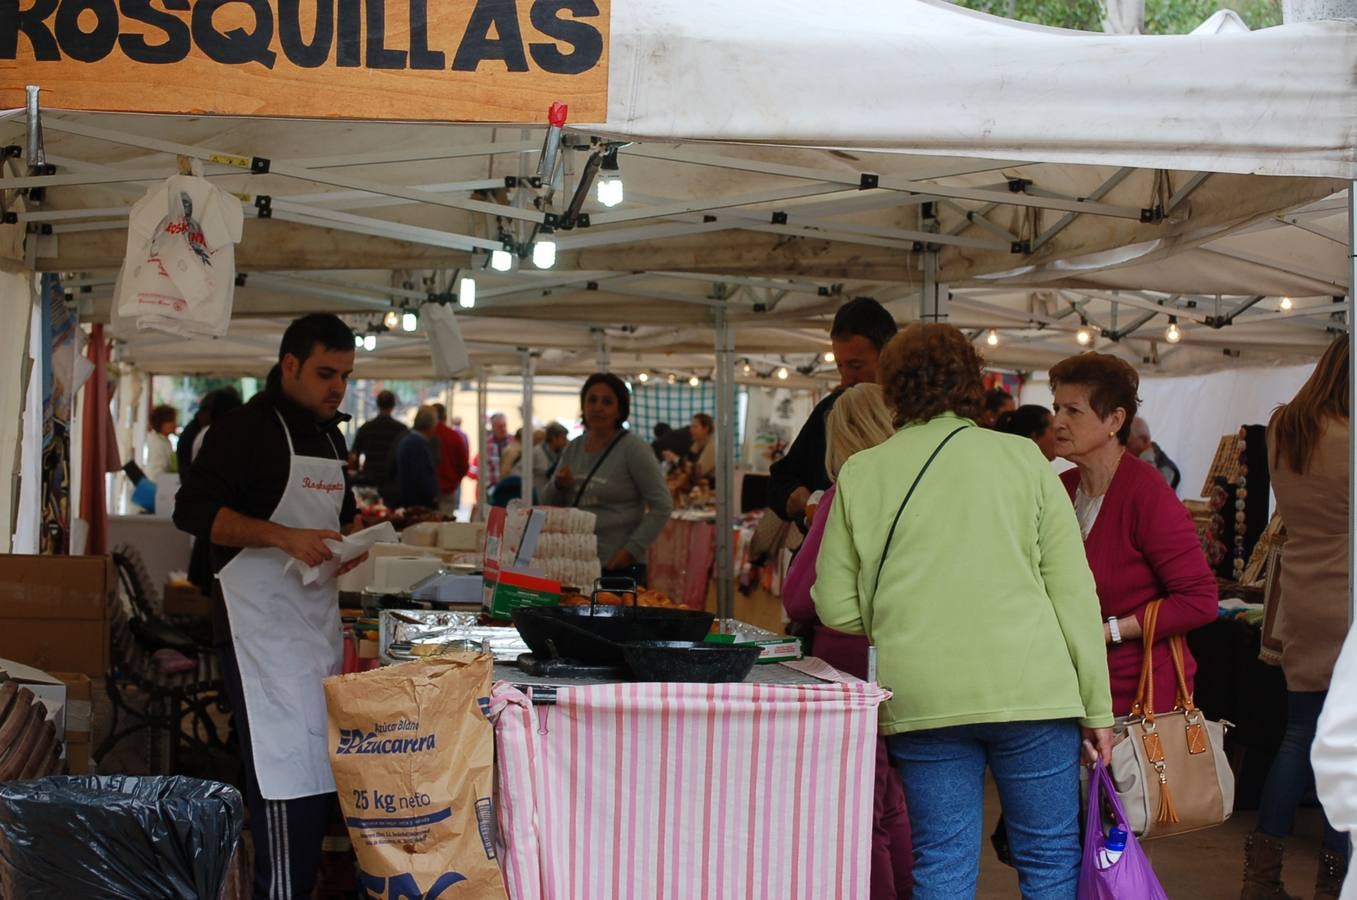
[0,555,112,677]
[438,522,486,552]
[65,735,91,774]
[486,569,561,621]
[705,633,803,663]
[0,657,67,738]
[49,672,93,737]
[163,582,211,618]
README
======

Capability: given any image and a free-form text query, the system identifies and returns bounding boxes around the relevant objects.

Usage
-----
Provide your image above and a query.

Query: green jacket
[812,413,1113,734]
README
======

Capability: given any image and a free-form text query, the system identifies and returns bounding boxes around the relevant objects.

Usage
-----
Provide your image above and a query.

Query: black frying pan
[511,578,714,664]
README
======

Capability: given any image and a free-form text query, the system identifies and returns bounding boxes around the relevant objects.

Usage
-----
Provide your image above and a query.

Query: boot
[1314,848,1347,900]
[1241,833,1300,900]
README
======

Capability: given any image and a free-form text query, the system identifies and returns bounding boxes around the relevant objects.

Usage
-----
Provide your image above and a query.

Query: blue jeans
[887,720,1082,900]
[1257,690,1350,857]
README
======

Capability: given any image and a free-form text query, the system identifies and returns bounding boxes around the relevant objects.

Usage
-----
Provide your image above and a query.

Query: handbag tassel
[1156,779,1181,825]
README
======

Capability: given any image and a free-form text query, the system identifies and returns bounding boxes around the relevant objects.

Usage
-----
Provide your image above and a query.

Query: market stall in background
[0,0,1354,896]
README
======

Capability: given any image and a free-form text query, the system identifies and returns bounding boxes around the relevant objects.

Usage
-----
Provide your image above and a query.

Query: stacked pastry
[529,507,601,590]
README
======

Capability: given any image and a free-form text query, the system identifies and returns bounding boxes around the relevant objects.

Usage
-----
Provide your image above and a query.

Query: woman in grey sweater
[541,373,674,582]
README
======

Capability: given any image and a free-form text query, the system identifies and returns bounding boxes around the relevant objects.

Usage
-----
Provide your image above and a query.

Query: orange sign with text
[1,0,609,122]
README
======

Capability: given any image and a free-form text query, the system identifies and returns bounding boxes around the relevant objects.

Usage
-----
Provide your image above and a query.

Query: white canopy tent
[3,0,1354,616]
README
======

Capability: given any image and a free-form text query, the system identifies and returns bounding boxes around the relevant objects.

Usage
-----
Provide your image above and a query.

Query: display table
[1188,616,1288,809]
[648,515,716,609]
[491,677,886,900]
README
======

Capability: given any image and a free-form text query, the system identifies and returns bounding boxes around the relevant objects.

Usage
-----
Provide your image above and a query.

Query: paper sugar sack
[324,654,506,899]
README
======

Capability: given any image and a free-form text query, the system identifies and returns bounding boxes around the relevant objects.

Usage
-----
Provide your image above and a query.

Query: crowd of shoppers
[770,299,1334,899]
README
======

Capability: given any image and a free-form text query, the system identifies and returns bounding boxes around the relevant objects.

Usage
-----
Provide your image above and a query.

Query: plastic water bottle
[1097,827,1128,869]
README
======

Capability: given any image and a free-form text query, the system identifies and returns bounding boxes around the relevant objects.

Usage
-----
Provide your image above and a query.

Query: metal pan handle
[591,576,639,615]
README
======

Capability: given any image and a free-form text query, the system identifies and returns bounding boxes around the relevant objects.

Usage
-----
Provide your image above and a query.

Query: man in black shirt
[349,389,406,488]
[174,314,365,899]
[767,297,899,529]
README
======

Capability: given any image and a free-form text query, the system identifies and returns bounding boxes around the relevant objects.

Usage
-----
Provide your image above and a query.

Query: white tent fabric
[1023,363,1315,501]
[598,0,1357,178]
[0,1,1352,383]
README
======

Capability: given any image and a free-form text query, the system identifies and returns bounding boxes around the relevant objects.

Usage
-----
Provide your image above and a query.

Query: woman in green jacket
[812,323,1113,900]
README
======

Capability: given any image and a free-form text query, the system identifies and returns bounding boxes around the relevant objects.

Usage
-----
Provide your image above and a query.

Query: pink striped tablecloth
[646,517,717,609]
[490,679,888,900]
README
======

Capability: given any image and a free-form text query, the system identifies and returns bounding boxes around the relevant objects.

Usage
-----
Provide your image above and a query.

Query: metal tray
[377,609,528,665]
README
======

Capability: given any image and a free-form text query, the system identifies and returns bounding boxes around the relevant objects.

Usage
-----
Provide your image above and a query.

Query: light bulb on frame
[401,311,417,332]
[362,334,377,351]
[638,371,650,383]
[1280,296,1293,311]
[597,175,624,208]
[1076,328,1092,346]
[776,366,789,381]
[1165,317,1182,344]
[354,334,364,349]
[458,276,476,309]
[742,362,752,376]
[532,229,557,269]
[986,329,999,347]
[823,351,835,363]
[490,248,513,272]
[383,310,400,330]
[666,374,677,385]
[689,376,700,387]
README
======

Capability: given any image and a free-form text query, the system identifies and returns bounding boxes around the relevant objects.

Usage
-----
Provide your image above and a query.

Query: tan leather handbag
[1107,600,1235,840]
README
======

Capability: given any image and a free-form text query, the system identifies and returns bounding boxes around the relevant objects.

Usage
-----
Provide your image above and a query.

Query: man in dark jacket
[349,389,406,488]
[173,314,366,899]
[767,297,898,530]
[390,405,441,509]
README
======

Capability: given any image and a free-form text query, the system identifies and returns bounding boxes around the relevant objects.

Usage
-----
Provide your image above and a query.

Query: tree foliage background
[953,0,1283,32]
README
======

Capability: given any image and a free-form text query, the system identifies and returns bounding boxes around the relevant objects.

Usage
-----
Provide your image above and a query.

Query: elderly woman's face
[1052,384,1123,461]
[583,384,621,431]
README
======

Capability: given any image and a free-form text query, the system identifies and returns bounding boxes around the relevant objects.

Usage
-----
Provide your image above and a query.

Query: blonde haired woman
[782,382,911,899]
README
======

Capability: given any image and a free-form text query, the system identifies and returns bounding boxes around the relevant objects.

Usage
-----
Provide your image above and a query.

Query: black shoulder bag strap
[872,425,969,594]
[572,431,628,507]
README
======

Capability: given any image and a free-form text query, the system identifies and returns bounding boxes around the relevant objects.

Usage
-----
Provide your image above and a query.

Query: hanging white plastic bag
[115,175,243,338]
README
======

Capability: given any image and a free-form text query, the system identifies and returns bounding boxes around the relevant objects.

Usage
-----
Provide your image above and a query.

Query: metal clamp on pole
[25,86,44,170]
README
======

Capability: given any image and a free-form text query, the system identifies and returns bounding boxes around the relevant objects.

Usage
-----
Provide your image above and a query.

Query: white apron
[219,410,345,800]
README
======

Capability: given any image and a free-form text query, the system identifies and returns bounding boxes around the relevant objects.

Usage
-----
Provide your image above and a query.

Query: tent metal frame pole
[593,329,610,372]
[1029,167,1135,253]
[624,145,1147,220]
[921,250,947,321]
[1348,182,1355,625]
[714,306,737,626]
[520,349,535,507]
[475,367,489,523]
[284,139,541,170]
[33,116,544,224]
[587,183,855,227]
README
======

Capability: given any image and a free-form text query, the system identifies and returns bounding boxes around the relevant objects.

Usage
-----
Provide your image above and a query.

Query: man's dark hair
[653,422,672,439]
[432,402,447,421]
[376,390,397,412]
[278,314,354,366]
[202,387,243,424]
[984,386,1015,414]
[830,297,898,351]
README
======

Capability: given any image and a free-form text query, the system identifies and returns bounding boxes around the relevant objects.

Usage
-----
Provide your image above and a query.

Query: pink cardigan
[1061,453,1218,715]
[782,486,873,680]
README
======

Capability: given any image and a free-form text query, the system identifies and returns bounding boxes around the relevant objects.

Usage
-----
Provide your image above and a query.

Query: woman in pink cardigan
[783,383,912,900]
[1048,353,1217,715]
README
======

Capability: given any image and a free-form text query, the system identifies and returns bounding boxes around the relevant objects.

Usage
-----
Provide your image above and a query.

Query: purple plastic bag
[1078,760,1171,900]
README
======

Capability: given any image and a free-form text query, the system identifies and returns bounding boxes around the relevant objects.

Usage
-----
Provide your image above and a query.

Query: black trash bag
[0,774,243,899]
